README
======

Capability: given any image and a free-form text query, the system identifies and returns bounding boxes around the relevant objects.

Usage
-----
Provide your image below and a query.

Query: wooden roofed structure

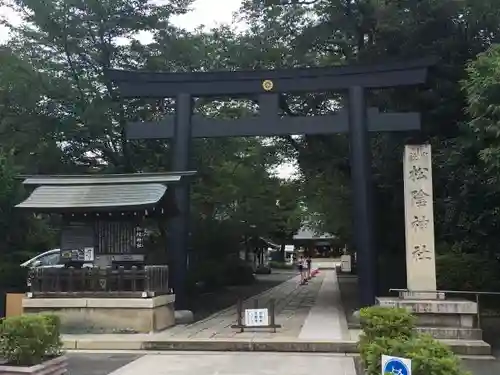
[17,172,195,297]
[17,172,195,265]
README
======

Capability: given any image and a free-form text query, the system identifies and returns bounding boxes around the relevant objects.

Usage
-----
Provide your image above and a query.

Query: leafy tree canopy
[1,0,500,292]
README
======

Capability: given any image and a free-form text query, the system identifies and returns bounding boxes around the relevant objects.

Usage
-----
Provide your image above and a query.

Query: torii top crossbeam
[107,57,437,97]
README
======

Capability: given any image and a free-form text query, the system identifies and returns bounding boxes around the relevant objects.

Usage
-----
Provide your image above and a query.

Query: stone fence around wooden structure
[23,265,175,334]
[28,265,169,298]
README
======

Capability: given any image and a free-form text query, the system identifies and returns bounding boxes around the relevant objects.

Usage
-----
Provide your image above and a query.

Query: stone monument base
[400,291,446,300]
[376,296,491,355]
[23,294,176,333]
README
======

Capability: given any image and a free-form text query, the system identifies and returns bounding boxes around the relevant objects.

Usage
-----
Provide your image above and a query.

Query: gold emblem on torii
[262,80,274,91]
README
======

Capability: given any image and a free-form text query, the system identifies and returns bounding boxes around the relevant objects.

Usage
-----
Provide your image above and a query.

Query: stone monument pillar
[375,144,490,354]
[403,144,438,298]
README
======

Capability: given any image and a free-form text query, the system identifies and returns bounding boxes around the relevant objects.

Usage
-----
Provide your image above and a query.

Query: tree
[233,0,500,292]
[268,181,303,260]
[0,48,62,267]
[0,150,55,263]
[6,0,500,294]
[447,44,500,255]
[2,0,193,171]
[0,47,70,174]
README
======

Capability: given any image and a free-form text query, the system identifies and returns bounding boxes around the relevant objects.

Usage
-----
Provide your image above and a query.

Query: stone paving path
[299,269,348,340]
[62,269,350,344]
[106,352,357,375]
[158,271,326,340]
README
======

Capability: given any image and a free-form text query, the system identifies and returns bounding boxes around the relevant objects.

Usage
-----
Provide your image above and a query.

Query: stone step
[416,326,483,340]
[441,339,491,356]
[62,337,492,356]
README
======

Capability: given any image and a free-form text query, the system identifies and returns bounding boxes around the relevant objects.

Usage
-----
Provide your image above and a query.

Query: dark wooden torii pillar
[108,58,435,309]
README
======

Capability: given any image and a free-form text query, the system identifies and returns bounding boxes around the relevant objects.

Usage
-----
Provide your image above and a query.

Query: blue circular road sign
[383,358,409,375]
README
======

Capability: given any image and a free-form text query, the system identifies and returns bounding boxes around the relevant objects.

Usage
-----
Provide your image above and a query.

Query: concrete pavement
[65,351,500,375]
[311,258,339,269]
[66,352,142,375]
[105,352,356,375]
[299,269,347,340]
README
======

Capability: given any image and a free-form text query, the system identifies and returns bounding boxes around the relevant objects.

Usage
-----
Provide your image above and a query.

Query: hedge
[358,306,470,375]
[269,261,294,270]
[0,313,63,366]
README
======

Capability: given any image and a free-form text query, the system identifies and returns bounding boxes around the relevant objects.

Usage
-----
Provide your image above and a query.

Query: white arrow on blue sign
[381,355,411,375]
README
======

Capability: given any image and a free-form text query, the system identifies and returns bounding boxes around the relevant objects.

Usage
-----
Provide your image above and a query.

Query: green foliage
[0,265,30,291]
[358,307,469,375]
[463,44,500,176]
[240,0,500,275]
[361,335,469,375]
[186,258,255,294]
[0,0,303,281]
[2,0,500,299]
[359,306,415,342]
[39,314,63,357]
[0,314,62,366]
[0,151,56,265]
[225,259,256,286]
[436,252,500,292]
[254,265,272,274]
[268,181,303,243]
[269,261,294,270]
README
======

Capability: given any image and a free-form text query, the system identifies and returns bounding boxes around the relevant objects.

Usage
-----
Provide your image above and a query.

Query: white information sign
[244,308,269,327]
[381,355,411,375]
[340,254,352,273]
[83,247,95,262]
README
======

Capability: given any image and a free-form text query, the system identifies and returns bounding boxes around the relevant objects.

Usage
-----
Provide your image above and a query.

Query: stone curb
[62,338,491,356]
[63,339,359,352]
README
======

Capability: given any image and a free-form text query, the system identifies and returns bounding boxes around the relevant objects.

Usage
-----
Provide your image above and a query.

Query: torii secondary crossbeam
[108,57,435,309]
[127,106,421,139]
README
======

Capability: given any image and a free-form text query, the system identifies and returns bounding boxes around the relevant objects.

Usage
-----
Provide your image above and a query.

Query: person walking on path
[306,256,312,280]
[297,255,307,285]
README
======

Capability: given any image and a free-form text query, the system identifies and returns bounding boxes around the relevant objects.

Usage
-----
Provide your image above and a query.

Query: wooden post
[269,298,277,333]
[236,299,244,332]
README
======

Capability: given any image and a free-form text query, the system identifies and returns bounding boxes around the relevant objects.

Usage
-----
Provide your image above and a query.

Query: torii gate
[108,58,435,309]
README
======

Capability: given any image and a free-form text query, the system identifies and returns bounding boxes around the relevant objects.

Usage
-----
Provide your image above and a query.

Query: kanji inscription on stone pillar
[403,144,437,297]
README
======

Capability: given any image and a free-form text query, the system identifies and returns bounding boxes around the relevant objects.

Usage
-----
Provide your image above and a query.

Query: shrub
[224,259,255,285]
[269,261,294,270]
[436,252,500,292]
[361,334,470,375]
[40,314,63,356]
[359,306,415,342]
[0,264,30,292]
[358,306,470,375]
[186,258,255,293]
[0,314,62,366]
[187,259,226,291]
[255,265,271,274]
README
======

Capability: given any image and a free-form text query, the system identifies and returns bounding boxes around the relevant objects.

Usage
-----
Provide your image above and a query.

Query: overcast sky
[0,0,243,42]
[0,0,297,179]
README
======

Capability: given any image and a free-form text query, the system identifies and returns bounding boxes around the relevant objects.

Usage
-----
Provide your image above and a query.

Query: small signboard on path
[244,308,269,327]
